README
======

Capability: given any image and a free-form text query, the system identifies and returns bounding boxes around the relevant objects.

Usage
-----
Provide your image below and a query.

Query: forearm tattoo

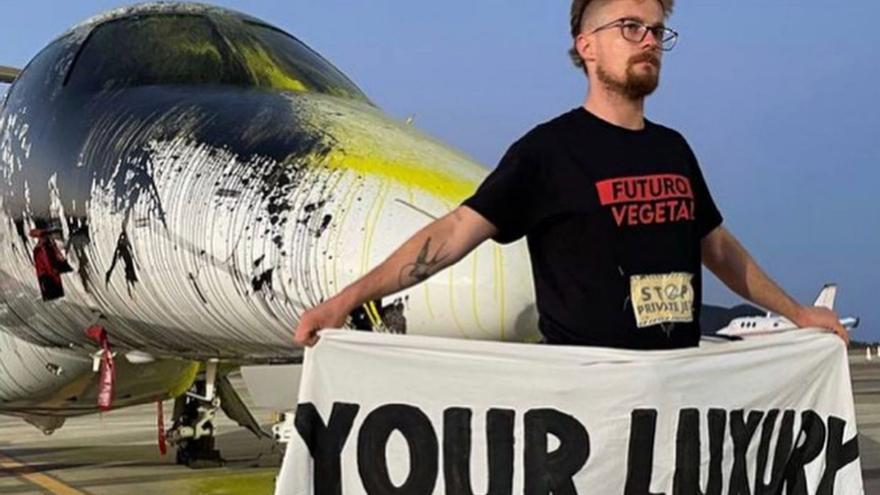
[399,237,449,288]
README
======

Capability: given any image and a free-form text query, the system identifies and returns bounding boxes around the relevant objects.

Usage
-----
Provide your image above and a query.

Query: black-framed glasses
[589,18,679,51]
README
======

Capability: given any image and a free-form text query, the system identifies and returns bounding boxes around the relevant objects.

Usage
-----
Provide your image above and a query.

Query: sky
[1,1,878,340]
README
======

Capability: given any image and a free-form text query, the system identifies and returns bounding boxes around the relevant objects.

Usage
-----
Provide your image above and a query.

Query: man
[294,0,847,348]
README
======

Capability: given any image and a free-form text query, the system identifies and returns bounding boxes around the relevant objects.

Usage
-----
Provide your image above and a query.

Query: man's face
[580,0,666,99]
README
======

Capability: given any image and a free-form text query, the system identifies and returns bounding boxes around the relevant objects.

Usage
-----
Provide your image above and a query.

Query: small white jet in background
[716,284,859,338]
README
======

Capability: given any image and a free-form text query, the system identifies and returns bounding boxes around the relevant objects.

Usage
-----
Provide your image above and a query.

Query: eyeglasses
[589,18,679,52]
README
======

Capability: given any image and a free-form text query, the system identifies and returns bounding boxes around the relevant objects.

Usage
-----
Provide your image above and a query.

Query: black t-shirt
[462,108,723,349]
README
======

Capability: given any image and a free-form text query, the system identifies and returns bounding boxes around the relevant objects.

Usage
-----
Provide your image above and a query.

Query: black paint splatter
[105,231,138,297]
[13,219,30,260]
[313,214,332,237]
[188,272,208,304]
[348,297,408,334]
[382,298,407,334]
[65,219,92,294]
[251,268,273,293]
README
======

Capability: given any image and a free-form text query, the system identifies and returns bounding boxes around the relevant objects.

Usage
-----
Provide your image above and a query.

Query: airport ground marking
[0,450,89,495]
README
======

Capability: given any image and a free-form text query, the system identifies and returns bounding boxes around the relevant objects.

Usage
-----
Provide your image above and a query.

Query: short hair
[568,0,675,68]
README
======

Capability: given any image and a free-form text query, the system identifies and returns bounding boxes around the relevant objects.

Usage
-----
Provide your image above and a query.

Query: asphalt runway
[1,358,879,494]
[850,353,880,494]
[0,374,283,495]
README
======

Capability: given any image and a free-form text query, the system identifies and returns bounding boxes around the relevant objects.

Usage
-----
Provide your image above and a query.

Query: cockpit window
[64,14,369,103]
[5,36,75,106]
[234,21,369,102]
[67,15,249,92]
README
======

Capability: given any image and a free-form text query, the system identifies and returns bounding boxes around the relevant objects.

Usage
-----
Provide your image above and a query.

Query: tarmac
[0,374,283,495]
[0,357,879,495]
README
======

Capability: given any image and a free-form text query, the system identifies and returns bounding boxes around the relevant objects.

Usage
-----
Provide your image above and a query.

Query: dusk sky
[2,1,878,340]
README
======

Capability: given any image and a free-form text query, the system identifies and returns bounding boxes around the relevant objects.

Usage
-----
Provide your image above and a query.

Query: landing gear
[167,360,224,468]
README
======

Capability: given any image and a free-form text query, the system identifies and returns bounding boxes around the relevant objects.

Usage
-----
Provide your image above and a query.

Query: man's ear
[575,33,595,66]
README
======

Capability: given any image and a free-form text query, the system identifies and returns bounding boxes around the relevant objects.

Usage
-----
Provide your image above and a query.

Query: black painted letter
[357,404,439,495]
[444,408,515,495]
[728,409,765,495]
[817,415,859,495]
[524,408,590,495]
[782,410,827,495]
[755,409,794,495]
[625,409,665,495]
[673,408,726,495]
[294,402,360,495]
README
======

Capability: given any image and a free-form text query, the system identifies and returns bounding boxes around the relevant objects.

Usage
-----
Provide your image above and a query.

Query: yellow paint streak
[493,244,501,302]
[321,170,347,297]
[367,303,378,326]
[495,245,507,340]
[0,451,87,495]
[332,175,363,290]
[471,248,488,336]
[326,151,477,203]
[168,362,200,398]
[448,264,467,338]
[180,40,222,62]
[238,43,308,93]
[361,302,378,327]
[368,301,384,328]
[360,180,390,275]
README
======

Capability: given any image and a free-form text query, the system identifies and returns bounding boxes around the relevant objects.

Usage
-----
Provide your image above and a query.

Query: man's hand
[294,298,351,347]
[701,228,850,346]
[792,306,849,346]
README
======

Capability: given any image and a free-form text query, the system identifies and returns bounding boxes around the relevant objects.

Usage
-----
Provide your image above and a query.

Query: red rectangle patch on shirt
[595,174,694,206]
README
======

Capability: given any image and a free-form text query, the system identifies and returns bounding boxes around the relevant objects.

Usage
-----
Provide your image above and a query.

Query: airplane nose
[0,86,538,357]
[125,90,539,352]
[272,92,540,342]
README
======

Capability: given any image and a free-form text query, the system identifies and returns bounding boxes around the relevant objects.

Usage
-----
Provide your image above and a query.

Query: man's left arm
[700,226,849,344]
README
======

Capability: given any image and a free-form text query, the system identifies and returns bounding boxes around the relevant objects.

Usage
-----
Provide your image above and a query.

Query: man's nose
[641,29,662,50]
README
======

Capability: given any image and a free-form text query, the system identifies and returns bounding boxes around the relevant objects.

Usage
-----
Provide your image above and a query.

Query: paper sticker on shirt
[630,272,694,328]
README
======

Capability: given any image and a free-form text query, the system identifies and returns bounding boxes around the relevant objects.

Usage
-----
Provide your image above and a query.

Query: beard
[595,52,661,100]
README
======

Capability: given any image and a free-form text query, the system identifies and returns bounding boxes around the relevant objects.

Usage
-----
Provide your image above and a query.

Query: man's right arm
[293,205,497,346]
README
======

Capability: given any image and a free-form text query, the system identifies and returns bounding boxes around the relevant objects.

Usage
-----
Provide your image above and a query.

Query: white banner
[276,329,863,495]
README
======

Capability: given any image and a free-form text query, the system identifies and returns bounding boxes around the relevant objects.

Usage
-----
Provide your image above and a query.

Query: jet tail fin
[0,65,21,84]
[813,284,837,310]
[841,317,859,330]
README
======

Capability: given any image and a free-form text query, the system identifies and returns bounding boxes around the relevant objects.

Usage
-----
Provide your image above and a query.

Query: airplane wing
[0,65,21,84]
[813,284,837,310]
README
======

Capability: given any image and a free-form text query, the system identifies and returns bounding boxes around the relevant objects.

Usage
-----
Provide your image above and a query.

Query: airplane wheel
[176,435,223,469]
